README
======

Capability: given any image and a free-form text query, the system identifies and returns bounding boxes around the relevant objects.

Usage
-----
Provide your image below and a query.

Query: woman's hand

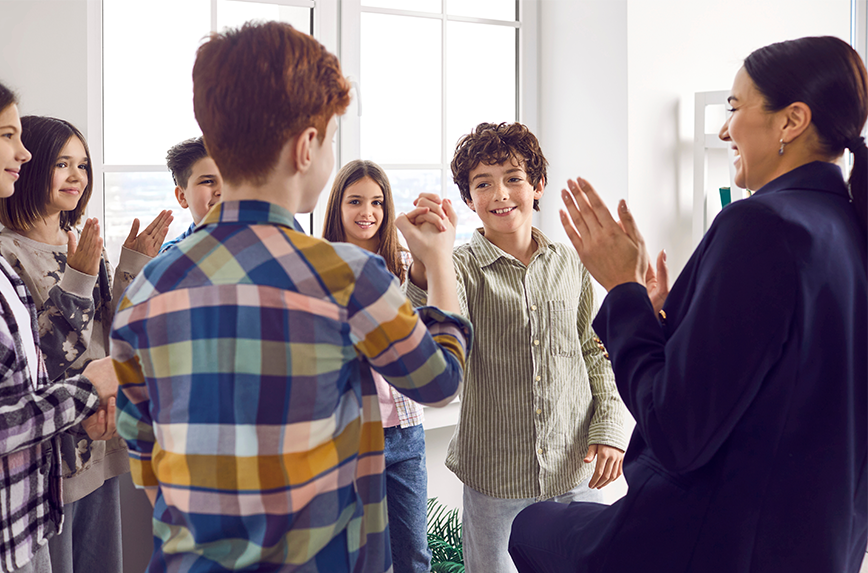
[66,218,103,276]
[560,177,649,292]
[645,249,669,315]
[124,210,173,257]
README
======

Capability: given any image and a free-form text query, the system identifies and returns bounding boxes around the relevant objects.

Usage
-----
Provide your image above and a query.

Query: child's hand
[124,210,174,257]
[67,218,103,276]
[396,198,457,271]
[82,397,117,441]
[584,444,625,489]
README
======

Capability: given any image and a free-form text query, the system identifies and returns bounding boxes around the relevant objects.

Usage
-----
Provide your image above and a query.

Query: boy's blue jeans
[384,424,431,573]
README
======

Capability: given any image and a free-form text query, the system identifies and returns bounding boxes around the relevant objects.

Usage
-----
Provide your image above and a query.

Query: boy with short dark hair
[408,121,628,573]
[160,136,222,253]
[111,22,470,572]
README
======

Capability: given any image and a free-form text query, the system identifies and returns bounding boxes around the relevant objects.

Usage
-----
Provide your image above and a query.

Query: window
[93,0,317,265]
[90,0,535,261]
[337,0,534,244]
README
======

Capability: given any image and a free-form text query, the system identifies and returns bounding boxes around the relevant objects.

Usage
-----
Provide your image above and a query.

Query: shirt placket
[524,254,550,500]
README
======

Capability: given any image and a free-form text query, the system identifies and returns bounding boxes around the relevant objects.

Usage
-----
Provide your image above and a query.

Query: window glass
[361,0,441,13]
[360,13,442,164]
[384,169,442,221]
[446,21,516,153]
[217,1,311,32]
[104,172,192,266]
[447,0,515,21]
[103,0,209,165]
[446,182,479,245]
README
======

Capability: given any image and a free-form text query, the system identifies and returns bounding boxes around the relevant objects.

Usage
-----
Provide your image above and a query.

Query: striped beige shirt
[406,228,628,499]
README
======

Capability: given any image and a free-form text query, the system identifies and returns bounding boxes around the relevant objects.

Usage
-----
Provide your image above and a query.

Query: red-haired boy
[110,22,470,572]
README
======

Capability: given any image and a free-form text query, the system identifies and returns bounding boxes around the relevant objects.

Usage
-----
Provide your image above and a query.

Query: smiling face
[340,176,384,252]
[47,136,89,215]
[719,67,786,191]
[0,105,31,198]
[177,156,223,223]
[465,157,543,240]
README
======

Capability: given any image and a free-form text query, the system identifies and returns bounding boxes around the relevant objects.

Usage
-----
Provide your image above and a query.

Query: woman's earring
[779,139,786,156]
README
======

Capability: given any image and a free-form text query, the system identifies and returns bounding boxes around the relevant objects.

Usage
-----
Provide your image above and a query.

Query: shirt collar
[196,200,303,232]
[753,161,848,199]
[469,226,557,268]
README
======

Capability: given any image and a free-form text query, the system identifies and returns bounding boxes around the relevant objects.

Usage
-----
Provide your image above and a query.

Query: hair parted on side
[192,21,351,186]
[0,82,18,114]
[322,160,406,283]
[744,36,868,229]
[0,116,93,232]
[166,136,209,188]
[451,122,548,211]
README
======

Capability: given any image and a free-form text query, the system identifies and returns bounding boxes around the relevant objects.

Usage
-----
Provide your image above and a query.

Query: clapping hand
[67,218,103,276]
[560,178,649,292]
[123,210,173,257]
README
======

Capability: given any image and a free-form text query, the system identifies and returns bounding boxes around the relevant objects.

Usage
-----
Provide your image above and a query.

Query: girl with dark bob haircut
[509,36,868,573]
[0,114,172,573]
[0,116,92,231]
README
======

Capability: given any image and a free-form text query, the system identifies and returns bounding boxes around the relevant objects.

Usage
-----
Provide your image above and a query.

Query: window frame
[330,0,538,238]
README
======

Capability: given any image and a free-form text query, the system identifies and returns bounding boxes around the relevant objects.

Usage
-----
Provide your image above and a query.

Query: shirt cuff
[59,266,99,299]
[118,246,152,276]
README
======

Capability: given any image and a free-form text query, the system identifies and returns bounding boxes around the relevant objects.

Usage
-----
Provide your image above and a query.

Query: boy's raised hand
[124,210,174,257]
[396,195,456,269]
[67,218,103,276]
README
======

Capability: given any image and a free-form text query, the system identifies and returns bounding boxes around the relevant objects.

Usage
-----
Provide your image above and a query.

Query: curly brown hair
[451,122,548,211]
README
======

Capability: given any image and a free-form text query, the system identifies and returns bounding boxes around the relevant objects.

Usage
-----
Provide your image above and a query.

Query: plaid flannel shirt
[111,200,471,572]
[0,257,100,572]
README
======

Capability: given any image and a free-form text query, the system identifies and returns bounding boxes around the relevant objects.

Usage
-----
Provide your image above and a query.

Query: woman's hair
[0,116,93,231]
[744,36,868,228]
[0,82,18,114]
[322,159,406,283]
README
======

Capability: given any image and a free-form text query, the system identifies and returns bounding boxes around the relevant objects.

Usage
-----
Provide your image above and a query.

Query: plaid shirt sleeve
[0,260,101,457]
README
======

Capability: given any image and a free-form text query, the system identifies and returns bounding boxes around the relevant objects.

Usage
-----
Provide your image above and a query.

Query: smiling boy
[110,22,470,572]
[407,122,628,573]
[160,136,222,253]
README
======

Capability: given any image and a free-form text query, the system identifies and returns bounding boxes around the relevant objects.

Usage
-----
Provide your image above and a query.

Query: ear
[533,177,545,201]
[175,186,189,209]
[292,127,319,174]
[779,102,812,144]
[465,196,476,212]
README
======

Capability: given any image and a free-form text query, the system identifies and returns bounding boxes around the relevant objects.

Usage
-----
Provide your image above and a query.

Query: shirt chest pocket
[546,300,581,357]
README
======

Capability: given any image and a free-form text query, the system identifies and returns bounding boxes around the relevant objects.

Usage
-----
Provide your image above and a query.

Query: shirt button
[537,448,544,454]
[535,375,541,381]
[531,305,537,311]
[533,339,540,346]
[536,408,542,414]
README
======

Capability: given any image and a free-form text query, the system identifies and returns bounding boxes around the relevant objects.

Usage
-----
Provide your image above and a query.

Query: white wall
[624,0,851,276]
[0,0,89,131]
[537,0,629,245]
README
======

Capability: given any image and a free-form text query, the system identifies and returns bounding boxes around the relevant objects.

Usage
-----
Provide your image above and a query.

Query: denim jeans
[463,477,603,573]
[384,424,430,573]
[47,476,122,573]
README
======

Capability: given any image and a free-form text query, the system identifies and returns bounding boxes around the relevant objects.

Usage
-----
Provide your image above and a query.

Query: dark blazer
[587,161,867,572]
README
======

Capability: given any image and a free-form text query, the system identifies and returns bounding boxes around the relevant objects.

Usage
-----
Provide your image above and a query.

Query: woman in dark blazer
[509,36,868,573]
